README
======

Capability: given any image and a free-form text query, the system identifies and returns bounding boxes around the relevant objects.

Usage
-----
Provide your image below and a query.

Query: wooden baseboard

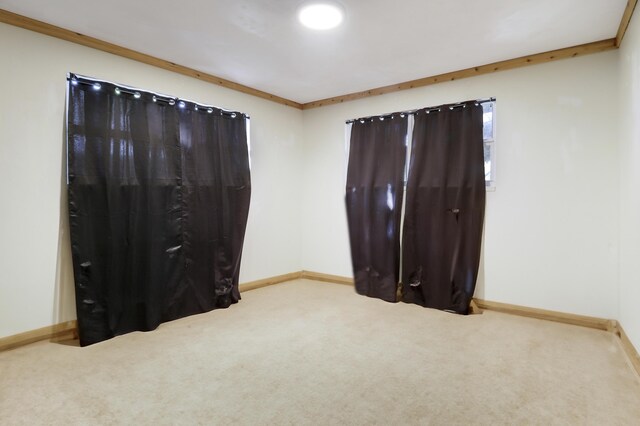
[300,270,354,285]
[239,271,303,292]
[468,299,483,315]
[0,272,303,352]
[473,299,615,331]
[0,320,77,352]
[613,322,640,377]
[296,272,611,327]
[3,270,640,378]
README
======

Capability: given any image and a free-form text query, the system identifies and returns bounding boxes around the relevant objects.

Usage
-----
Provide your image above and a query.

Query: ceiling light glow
[298,2,344,30]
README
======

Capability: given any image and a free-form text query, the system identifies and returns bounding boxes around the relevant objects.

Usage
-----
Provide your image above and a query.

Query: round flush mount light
[298,2,344,30]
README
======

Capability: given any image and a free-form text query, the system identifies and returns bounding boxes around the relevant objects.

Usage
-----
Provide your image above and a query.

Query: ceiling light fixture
[298,2,344,30]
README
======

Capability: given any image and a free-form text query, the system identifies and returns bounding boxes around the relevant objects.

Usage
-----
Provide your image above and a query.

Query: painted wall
[0,23,304,338]
[0,20,628,340]
[301,51,620,319]
[619,12,640,353]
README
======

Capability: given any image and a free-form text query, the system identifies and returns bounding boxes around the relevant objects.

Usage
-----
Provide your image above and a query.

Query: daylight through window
[482,101,496,189]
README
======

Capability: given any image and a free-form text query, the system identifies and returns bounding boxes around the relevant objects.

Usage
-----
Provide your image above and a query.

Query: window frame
[483,100,496,191]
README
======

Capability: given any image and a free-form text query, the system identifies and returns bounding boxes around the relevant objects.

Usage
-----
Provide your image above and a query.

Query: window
[346,99,496,190]
[483,101,496,190]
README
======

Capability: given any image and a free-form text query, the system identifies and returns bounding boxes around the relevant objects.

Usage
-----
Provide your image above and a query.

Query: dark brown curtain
[67,76,250,346]
[345,116,408,302]
[401,102,485,313]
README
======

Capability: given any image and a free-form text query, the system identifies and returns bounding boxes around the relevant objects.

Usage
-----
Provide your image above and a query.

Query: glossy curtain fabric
[67,78,250,346]
[177,107,251,318]
[345,116,408,302]
[401,102,485,314]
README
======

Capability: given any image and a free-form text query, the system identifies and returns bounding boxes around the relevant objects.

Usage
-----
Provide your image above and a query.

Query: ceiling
[0,0,628,104]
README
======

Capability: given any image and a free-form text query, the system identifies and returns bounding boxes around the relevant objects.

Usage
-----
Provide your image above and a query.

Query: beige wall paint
[301,51,620,319]
[0,23,304,338]
[0,19,629,340]
[619,10,640,353]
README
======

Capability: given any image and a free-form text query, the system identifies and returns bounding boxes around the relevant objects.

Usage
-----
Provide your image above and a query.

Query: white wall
[0,20,629,340]
[619,12,640,352]
[301,51,620,319]
[0,23,304,338]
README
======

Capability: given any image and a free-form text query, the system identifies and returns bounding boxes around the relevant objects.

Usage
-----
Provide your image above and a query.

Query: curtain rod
[345,97,495,124]
[67,73,250,119]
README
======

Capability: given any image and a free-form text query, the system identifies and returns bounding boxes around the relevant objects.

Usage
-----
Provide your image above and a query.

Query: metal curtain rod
[67,73,250,119]
[345,97,496,124]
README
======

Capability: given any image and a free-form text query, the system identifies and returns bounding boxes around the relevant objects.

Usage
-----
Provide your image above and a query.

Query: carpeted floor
[1,279,639,425]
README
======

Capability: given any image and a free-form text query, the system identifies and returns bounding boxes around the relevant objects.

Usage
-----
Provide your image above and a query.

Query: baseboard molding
[472,299,616,331]
[300,270,354,285]
[614,323,640,377]
[0,320,77,352]
[239,271,303,292]
[3,269,640,378]
[0,272,303,352]
[298,271,640,375]
[297,272,611,329]
[475,300,640,376]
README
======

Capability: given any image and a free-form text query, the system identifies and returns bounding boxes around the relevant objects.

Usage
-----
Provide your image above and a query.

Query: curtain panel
[67,76,250,346]
[401,102,485,313]
[345,116,408,302]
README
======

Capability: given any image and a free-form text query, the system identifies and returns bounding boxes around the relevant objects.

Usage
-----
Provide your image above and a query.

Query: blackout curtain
[345,116,408,302]
[401,102,485,314]
[67,77,250,346]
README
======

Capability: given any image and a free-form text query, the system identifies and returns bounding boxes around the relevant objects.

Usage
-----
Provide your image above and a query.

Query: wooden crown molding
[1,5,635,110]
[616,0,639,47]
[0,9,303,109]
[301,39,617,109]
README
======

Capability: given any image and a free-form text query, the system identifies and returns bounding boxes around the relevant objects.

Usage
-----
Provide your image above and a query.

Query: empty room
[1,0,639,424]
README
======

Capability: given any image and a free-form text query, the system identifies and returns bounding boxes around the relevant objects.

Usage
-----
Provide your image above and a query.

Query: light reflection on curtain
[67,77,250,346]
[345,116,408,302]
[401,102,485,314]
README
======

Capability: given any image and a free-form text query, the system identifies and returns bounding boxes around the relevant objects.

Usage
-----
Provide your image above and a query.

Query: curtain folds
[345,101,486,314]
[67,78,250,346]
[401,102,485,313]
[345,116,408,302]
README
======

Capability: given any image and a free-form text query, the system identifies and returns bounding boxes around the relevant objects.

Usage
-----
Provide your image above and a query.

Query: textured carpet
[1,279,639,425]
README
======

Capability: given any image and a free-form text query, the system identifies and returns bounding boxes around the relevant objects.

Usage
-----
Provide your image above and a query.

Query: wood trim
[468,299,483,315]
[0,9,302,109]
[300,270,354,285]
[301,39,617,109]
[0,320,77,352]
[292,273,617,331]
[616,0,639,47]
[1,7,629,111]
[0,272,303,353]
[239,271,303,292]
[613,323,640,377]
[2,270,639,378]
[474,299,615,331]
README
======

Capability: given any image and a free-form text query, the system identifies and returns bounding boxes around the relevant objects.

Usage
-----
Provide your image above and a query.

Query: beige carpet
[1,279,639,425]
